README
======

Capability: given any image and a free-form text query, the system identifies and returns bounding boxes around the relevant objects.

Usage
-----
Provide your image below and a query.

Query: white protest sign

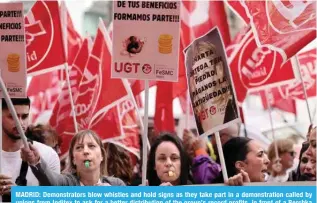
[0,3,26,98]
[184,28,240,137]
[112,1,180,82]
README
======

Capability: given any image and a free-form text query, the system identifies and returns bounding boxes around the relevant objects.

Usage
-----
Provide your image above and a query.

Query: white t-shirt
[1,141,60,200]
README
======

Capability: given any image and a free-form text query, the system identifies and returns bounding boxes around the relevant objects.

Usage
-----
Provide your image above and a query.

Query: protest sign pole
[185,91,190,129]
[293,56,313,125]
[0,98,2,174]
[215,132,228,182]
[264,89,280,166]
[142,80,150,185]
[0,76,29,150]
[60,1,78,133]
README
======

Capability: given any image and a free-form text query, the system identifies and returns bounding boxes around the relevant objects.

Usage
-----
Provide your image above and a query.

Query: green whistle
[84,161,90,168]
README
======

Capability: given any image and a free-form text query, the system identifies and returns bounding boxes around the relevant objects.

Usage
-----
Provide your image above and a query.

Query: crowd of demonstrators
[0,98,60,202]
[0,97,316,201]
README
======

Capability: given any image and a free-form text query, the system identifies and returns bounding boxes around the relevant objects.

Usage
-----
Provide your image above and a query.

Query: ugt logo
[238,35,276,89]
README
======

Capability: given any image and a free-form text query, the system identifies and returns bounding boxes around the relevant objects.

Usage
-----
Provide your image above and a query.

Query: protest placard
[0,3,26,98]
[184,27,240,137]
[111,1,180,81]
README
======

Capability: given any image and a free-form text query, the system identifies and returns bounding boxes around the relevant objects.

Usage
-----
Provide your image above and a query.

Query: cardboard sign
[184,28,240,137]
[112,1,180,81]
[0,3,26,98]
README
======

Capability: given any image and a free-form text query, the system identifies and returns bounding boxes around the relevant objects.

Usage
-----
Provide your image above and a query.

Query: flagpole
[60,1,78,133]
[265,88,281,170]
[215,131,228,182]
[142,80,150,185]
[0,98,2,174]
[293,56,313,125]
[185,90,190,129]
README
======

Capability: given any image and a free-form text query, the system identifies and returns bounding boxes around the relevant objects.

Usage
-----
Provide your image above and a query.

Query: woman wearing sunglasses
[267,139,296,182]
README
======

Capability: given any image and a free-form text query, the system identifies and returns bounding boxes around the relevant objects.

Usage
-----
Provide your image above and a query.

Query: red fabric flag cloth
[259,89,297,115]
[225,0,250,24]
[154,81,175,133]
[277,49,316,100]
[228,28,296,103]
[25,0,66,76]
[50,38,91,135]
[28,71,61,123]
[242,0,316,61]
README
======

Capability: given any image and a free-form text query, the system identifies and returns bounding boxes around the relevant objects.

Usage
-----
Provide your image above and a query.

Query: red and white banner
[229,29,296,103]
[25,0,66,76]
[59,22,140,156]
[49,38,91,135]
[241,0,316,61]
[276,49,316,100]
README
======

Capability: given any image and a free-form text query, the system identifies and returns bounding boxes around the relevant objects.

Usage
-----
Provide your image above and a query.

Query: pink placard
[112,1,180,82]
[0,3,26,98]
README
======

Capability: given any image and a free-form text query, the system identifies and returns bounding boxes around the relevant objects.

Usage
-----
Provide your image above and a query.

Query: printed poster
[184,28,240,137]
[112,1,180,82]
[0,3,27,98]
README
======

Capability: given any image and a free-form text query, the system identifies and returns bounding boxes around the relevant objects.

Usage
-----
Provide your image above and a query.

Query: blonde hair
[63,130,108,176]
[268,139,295,160]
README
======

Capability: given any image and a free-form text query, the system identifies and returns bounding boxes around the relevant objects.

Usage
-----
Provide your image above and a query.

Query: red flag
[276,49,316,100]
[50,38,91,135]
[59,22,141,156]
[242,0,316,60]
[25,0,66,76]
[228,29,296,103]
[106,98,141,158]
[154,82,175,133]
[65,7,82,65]
[28,71,61,123]
[225,0,250,24]
[259,89,296,114]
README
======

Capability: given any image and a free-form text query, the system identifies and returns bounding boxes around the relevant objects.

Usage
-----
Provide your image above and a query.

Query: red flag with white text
[228,29,296,103]
[25,0,66,76]
[50,38,91,136]
[242,0,316,61]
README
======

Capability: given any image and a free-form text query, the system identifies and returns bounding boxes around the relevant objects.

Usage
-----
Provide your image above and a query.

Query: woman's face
[307,128,316,160]
[72,134,103,173]
[242,140,270,182]
[300,150,316,180]
[154,141,181,184]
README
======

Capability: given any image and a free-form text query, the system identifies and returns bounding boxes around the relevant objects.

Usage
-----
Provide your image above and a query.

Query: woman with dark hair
[296,143,316,181]
[214,137,270,185]
[26,124,61,155]
[147,132,190,186]
[104,143,133,185]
